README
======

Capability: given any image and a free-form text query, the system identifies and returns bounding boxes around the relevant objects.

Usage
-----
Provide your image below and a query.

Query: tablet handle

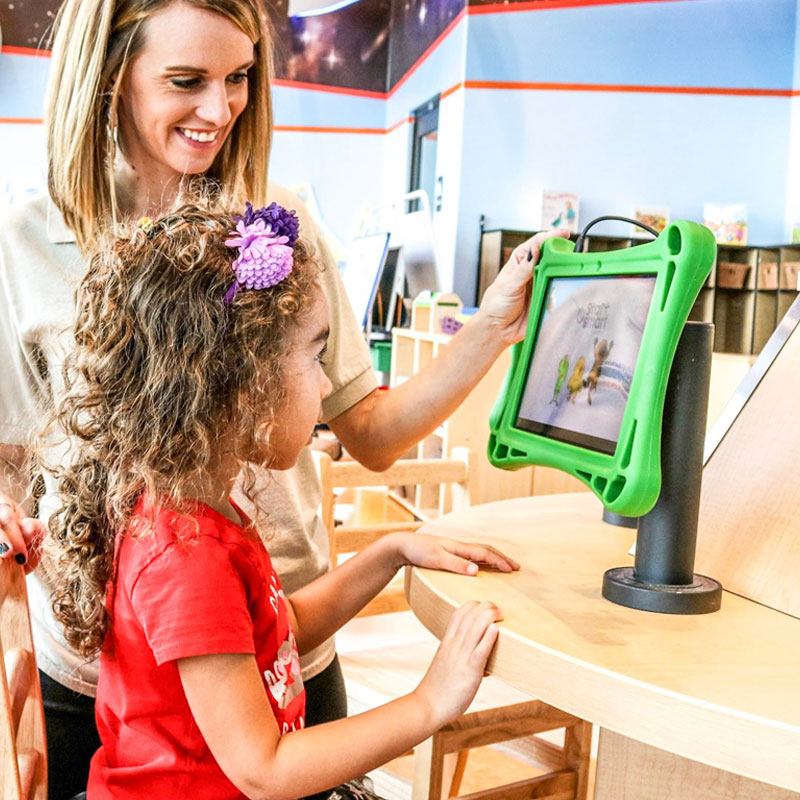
[574,215,659,252]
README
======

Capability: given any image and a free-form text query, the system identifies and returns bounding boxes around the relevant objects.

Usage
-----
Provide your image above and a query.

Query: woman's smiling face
[117,2,255,184]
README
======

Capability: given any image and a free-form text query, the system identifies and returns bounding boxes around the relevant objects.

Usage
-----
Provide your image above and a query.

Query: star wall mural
[387,0,464,89]
[0,0,535,93]
[279,0,391,93]
[0,0,60,49]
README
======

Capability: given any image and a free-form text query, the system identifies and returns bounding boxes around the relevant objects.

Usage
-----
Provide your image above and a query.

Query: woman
[0,0,563,796]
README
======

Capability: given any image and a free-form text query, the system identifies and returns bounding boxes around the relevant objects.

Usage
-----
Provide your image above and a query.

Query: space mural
[1,0,577,93]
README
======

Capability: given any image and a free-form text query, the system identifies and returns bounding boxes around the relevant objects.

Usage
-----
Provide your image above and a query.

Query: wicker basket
[758,262,778,290]
[717,261,750,289]
[782,261,800,290]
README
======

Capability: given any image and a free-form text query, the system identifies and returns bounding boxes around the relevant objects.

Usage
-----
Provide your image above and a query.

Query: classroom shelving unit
[478,228,800,356]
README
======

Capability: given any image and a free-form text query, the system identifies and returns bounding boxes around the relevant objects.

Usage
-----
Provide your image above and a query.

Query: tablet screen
[515,274,657,454]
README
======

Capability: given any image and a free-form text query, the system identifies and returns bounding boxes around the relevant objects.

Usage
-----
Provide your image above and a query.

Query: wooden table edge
[405,565,800,793]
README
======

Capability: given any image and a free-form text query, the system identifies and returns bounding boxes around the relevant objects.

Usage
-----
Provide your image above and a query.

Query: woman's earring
[106,115,119,154]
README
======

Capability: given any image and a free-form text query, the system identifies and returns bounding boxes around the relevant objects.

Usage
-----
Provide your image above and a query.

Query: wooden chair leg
[413,736,469,800]
[447,750,470,798]
[412,735,445,800]
[564,721,593,800]
[412,707,592,800]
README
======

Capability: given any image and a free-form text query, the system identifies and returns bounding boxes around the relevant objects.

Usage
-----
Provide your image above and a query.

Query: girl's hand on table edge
[415,600,504,725]
[390,532,520,576]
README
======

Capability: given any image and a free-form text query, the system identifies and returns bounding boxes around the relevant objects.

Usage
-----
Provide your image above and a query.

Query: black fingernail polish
[0,543,8,555]
[15,553,26,565]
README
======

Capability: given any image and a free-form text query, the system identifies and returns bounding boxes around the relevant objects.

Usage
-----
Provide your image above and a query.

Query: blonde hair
[41,203,320,658]
[45,0,274,252]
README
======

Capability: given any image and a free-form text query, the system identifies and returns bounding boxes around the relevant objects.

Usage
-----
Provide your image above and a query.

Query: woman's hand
[0,495,44,572]
[478,229,571,346]
[415,600,503,726]
[388,531,520,576]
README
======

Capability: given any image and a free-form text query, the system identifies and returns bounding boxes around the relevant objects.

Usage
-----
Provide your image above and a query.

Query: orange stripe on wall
[0,45,51,57]
[440,82,464,100]
[0,118,43,124]
[469,0,693,14]
[229,75,800,136]
[3,15,795,120]
[464,80,800,98]
[274,124,385,134]
[272,78,386,100]
[386,116,414,134]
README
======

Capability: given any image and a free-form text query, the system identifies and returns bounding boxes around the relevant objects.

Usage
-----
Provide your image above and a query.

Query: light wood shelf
[390,326,537,516]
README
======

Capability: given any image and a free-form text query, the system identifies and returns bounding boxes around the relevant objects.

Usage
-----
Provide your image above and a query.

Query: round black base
[602,509,639,529]
[602,567,722,614]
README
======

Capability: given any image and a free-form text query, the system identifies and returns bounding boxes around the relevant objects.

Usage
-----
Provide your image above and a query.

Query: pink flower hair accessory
[223,202,300,303]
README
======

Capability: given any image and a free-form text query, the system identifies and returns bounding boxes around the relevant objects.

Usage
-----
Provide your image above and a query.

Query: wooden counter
[405,493,800,797]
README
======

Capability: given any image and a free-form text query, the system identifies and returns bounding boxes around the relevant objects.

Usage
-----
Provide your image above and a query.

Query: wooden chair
[318,450,473,618]
[1,557,47,800]
[317,449,592,800]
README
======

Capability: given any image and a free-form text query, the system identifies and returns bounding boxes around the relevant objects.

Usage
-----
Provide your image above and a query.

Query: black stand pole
[602,322,722,614]
[602,509,638,529]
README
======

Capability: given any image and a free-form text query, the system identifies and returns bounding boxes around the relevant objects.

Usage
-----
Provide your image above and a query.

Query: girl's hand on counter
[387,531,520,576]
[414,600,503,726]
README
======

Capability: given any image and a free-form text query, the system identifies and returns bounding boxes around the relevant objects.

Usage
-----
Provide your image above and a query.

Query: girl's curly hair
[40,203,320,659]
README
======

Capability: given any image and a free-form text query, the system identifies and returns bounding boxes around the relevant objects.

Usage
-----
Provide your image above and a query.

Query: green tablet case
[488,222,715,516]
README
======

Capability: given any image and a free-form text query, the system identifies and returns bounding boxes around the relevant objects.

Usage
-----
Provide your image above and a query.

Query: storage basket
[782,261,800,290]
[717,261,750,289]
[757,262,778,290]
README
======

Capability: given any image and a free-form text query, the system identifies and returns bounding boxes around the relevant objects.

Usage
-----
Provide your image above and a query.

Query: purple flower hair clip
[223,202,300,304]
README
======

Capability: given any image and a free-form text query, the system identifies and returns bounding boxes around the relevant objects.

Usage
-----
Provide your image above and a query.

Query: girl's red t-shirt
[88,497,306,799]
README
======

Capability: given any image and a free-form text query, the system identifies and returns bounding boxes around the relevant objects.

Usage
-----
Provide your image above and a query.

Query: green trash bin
[370,341,392,375]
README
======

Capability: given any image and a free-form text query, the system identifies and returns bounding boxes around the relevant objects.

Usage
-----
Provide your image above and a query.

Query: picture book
[703,203,747,246]
[631,205,670,237]
[541,190,580,234]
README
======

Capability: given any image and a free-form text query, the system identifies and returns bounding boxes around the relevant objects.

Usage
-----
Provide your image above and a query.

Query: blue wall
[0,51,49,120]
[0,51,50,206]
[451,0,798,299]
[467,0,795,89]
[271,84,385,250]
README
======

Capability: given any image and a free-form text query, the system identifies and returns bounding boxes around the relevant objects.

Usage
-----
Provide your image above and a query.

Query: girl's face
[117,2,254,187]
[267,289,334,470]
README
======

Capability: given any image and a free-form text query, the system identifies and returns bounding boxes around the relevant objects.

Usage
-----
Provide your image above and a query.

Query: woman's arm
[329,230,568,471]
[287,531,518,656]
[178,599,501,800]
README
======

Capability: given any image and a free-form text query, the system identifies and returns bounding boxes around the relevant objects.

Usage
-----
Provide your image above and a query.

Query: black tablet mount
[602,321,723,614]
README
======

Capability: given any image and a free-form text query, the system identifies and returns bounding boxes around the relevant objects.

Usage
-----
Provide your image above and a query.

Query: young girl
[42,201,517,799]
